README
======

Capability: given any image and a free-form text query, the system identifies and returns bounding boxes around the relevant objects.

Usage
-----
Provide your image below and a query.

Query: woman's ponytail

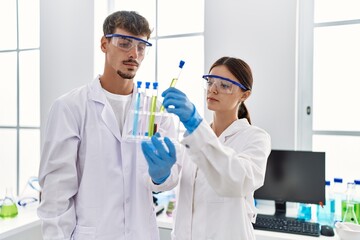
[238,102,251,124]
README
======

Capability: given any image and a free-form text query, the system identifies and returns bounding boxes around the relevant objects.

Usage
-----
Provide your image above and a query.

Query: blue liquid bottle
[132,81,142,137]
[298,203,312,221]
[333,178,345,223]
[317,180,335,226]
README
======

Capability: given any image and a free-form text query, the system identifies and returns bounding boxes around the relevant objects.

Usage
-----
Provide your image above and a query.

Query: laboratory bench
[156,208,340,240]
[1,203,341,240]
[0,205,41,240]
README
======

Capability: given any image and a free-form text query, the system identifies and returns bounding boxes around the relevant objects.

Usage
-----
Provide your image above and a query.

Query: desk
[156,213,340,240]
[156,200,341,240]
[1,203,340,240]
[0,205,41,240]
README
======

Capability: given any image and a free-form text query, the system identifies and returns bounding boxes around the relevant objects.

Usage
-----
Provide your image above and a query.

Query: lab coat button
[185,144,190,148]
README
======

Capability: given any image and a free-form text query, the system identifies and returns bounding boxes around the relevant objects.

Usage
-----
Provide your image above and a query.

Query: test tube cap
[179,60,185,68]
[153,82,159,89]
[145,82,151,89]
[334,178,343,183]
[137,81,142,88]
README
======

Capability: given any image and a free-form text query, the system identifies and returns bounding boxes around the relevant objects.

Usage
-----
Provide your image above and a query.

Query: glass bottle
[148,82,159,137]
[142,81,151,137]
[317,180,335,226]
[352,180,360,223]
[333,177,345,222]
[0,187,18,218]
[342,182,358,224]
[165,188,176,217]
[298,203,312,221]
[132,81,143,137]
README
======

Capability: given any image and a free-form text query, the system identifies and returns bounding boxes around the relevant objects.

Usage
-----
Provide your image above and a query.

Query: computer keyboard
[253,214,320,237]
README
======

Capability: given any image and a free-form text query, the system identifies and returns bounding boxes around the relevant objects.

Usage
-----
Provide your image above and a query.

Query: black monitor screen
[254,149,325,215]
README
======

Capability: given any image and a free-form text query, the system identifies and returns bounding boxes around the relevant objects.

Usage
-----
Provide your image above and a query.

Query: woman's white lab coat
[38,77,181,240]
[172,119,271,240]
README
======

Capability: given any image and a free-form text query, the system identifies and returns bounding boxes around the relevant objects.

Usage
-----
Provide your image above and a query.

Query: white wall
[40,0,95,142]
[205,0,298,150]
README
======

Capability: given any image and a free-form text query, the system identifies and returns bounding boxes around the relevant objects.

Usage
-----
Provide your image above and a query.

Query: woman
[142,56,271,239]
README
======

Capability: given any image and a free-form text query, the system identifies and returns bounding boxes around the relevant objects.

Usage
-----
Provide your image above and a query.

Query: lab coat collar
[88,75,107,104]
[88,75,139,102]
[87,75,136,142]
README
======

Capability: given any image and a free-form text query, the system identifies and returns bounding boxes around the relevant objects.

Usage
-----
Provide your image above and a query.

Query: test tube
[148,82,158,137]
[132,81,142,136]
[142,82,151,136]
[160,60,185,112]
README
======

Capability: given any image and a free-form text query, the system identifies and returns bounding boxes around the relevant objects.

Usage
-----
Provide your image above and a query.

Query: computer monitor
[254,149,325,217]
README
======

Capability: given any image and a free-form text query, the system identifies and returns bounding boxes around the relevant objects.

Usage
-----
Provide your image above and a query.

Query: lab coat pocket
[72,225,96,240]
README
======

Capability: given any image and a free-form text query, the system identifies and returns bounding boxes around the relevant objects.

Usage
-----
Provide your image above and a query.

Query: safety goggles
[202,74,249,94]
[17,197,38,207]
[105,34,152,56]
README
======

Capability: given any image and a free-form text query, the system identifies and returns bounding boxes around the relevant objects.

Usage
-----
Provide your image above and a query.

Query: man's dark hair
[103,11,152,39]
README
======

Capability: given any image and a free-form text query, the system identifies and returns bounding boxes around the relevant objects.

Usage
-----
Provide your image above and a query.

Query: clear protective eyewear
[105,34,152,56]
[202,74,249,94]
[17,197,38,207]
[17,176,41,207]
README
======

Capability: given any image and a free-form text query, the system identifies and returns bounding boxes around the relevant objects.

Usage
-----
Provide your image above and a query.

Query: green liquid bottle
[342,182,358,224]
[341,199,359,221]
[354,180,360,223]
[0,188,18,219]
[343,203,358,224]
[354,201,360,223]
[166,199,175,217]
[0,203,18,218]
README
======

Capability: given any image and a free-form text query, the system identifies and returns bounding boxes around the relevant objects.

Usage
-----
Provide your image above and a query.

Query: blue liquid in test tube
[132,81,142,136]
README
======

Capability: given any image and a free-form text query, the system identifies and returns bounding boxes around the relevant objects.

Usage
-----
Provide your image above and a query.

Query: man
[38,11,180,240]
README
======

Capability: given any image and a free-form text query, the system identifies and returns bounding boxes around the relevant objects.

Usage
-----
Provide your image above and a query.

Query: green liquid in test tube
[160,60,185,112]
[142,82,151,136]
[169,78,178,87]
[148,82,158,137]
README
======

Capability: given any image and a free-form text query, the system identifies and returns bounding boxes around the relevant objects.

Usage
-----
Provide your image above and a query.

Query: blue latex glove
[141,132,177,184]
[162,87,202,133]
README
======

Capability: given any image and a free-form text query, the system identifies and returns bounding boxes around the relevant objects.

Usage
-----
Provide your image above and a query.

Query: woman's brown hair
[209,56,253,124]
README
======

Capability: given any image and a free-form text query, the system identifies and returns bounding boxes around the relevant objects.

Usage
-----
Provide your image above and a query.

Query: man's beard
[117,70,135,80]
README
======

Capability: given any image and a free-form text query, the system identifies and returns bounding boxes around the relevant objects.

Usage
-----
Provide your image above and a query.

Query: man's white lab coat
[172,119,271,240]
[38,77,181,240]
